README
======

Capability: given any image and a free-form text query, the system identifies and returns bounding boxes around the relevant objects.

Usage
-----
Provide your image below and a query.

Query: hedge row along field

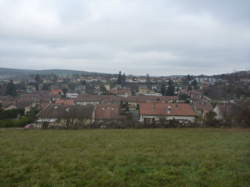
[0,129,250,186]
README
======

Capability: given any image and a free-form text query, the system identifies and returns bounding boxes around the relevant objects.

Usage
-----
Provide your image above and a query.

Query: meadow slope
[0,129,250,186]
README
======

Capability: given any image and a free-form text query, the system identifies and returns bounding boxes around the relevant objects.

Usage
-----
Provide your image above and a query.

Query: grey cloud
[169,0,250,24]
[0,0,249,75]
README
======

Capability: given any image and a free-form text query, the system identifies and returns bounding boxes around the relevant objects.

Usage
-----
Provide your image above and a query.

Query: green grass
[0,129,250,187]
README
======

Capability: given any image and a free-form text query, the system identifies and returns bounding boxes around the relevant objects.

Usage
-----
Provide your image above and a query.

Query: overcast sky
[0,0,249,75]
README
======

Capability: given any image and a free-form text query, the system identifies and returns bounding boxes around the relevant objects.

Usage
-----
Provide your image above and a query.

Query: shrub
[0,116,33,128]
[0,109,24,120]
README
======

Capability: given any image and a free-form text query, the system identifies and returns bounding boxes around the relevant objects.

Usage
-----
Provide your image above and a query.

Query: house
[193,101,213,119]
[95,104,126,121]
[15,99,37,114]
[75,95,101,105]
[75,85,86,93]
[139,103,196,123]
[189,90,203,100]
[137,86,162,96]
[66,93,79,99]
[55,99,75,105]
[104,84,111,91]
[101,95,124,104]
[195,76,216,85]
[213,103,233,120]
[26,85,37,93]
[3,104,17,111]
[143,92,162,96]
[19,91,51,103]
[138,87,150,95]
[37,104,95,128]
[50,89,63,96]
[76,95,124,105]
[110,88,132,97]
[117,88,132,97]
[0,97,17,111]
[126,96,177,105]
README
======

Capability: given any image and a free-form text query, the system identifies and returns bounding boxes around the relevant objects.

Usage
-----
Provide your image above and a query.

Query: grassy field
[0,129,250,187]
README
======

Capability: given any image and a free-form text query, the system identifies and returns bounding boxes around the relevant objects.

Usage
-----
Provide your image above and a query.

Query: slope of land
[0,67,107,79]
[0,129,249,186]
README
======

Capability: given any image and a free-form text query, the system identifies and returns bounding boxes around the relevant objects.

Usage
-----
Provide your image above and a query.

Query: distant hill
[0,68,109,79]
[0,68,34,79]
[214,70,250,80]
[1,67,249,79]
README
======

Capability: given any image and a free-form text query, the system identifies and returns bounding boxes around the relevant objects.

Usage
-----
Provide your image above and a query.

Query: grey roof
[39,104,94,119]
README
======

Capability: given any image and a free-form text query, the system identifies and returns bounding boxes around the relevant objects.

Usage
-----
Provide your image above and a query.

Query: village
[1,70,249,129]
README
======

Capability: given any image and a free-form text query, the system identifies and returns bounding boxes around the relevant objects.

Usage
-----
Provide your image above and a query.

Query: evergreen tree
[35,74,42,91]
[62,88,68,97]
[5,80,17,97]
[166,80,175,96]
[117,71,122,84]
[117,71,126,86]
[160,83,166,96]
[121,73,126,86]
[187,85,192,91]
[187,75,192,81]
[146,74,151,89]
[35,74,41,83]
[191,80,198,89]
[52,74,58,82]
[42,83,50,91]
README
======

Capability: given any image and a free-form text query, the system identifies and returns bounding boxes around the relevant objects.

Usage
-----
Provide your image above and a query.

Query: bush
[0,109,24,120]
[0,116,33,128]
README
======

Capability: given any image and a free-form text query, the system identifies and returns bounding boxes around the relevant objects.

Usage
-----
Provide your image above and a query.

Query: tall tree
[166,80,175,96]
[146,74,151,89]
[117,71,122,84]
[121,73,126,86]
[5,80,17,97]
[52,74,58,82]
[160,83,166,96]
[62,88,68,97]
[35,74,41,83]
[191,80,198,89]
[34,74,42,91]
[186,75,193,81]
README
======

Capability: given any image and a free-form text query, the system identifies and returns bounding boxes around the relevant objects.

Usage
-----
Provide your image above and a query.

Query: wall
[140,115,195,123]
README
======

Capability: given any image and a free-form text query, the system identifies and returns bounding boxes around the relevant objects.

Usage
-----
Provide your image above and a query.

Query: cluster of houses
[0,89,201,128]
[36,99,197,128]
[1,72,233,128]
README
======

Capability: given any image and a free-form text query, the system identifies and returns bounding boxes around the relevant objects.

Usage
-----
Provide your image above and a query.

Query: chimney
[167,105,172,114]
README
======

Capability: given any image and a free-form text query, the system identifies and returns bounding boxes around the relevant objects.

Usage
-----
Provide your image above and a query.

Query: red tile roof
[55,99,75,105]
[51,89,63,95]
[140,103,196,116]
